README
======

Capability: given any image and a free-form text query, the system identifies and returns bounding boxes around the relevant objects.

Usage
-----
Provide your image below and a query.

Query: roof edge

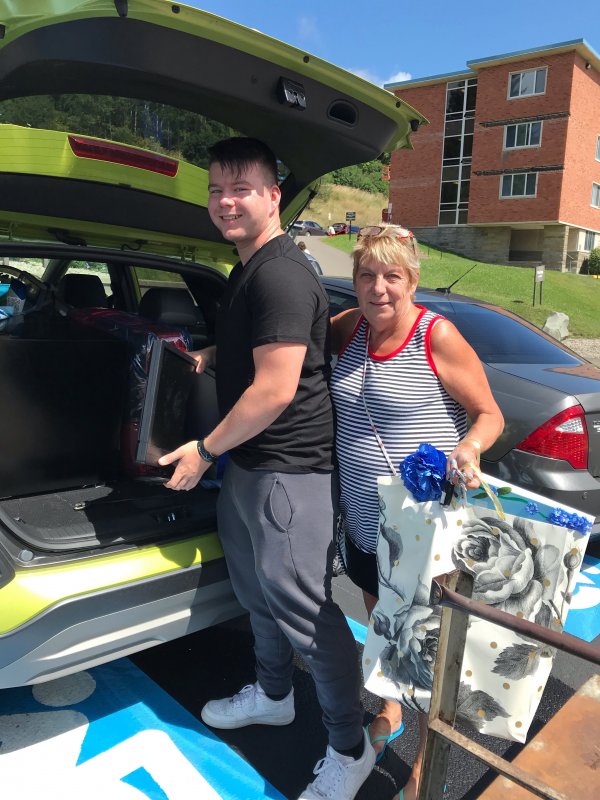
[384,70,475,91]
[467,39,599,70]
[385,39,600,92]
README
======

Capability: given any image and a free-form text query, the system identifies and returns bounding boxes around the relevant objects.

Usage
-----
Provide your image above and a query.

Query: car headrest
[59,273,108,308]
[138,287,202,327]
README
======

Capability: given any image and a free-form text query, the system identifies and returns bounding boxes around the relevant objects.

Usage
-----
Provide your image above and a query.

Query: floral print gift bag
[361,444,593,743]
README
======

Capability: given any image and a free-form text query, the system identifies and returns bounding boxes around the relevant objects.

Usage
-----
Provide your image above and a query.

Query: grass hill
[301,183,388,229]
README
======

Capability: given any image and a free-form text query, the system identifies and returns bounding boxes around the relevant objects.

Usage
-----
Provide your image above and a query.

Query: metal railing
[417,570,599,800]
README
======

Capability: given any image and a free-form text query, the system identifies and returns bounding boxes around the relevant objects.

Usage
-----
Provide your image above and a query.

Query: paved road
[297,234,353,278]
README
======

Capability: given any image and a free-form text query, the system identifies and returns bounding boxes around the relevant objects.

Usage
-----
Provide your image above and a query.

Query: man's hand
[189,345,216,374]
[158,440,210,491]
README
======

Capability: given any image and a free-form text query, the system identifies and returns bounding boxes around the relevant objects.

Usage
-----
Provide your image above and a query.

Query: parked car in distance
[331,222,360,235]
[322,277,600,542]
[304,252,323,275]
[291,219,328,236]
[0,0,425,688]
[296,242,324,275]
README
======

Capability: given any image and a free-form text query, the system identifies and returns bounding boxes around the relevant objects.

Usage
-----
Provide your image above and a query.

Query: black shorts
[344,533,379,598]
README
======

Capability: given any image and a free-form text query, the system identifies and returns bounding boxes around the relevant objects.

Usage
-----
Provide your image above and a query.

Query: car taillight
[68,135,179,176]
[517,404,588,469]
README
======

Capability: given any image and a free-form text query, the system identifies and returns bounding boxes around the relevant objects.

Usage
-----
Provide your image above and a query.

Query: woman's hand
[447,439,481,489]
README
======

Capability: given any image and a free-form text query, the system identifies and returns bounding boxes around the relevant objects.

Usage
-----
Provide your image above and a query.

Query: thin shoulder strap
[360,333,398,477]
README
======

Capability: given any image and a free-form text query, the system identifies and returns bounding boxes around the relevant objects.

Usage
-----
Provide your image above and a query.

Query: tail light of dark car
[517,404,588,470]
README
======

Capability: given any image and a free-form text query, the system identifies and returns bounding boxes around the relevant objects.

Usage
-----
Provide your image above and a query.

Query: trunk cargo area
[0,307,219,552]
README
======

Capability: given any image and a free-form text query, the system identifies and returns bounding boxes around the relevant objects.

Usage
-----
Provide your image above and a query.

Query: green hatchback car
[0,0,424,688]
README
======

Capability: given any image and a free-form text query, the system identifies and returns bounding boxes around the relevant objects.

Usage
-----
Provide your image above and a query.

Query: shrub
[589,248,600,276]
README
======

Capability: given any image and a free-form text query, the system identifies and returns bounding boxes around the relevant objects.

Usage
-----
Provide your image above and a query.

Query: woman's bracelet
[461,437,481,457]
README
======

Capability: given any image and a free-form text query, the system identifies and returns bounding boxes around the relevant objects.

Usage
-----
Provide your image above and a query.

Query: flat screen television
[135,339,198,469]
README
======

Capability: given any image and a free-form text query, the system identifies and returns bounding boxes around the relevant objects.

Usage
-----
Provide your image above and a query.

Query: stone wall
[541,225,569,270]
[413,224,574,270]
[412,225,512,264]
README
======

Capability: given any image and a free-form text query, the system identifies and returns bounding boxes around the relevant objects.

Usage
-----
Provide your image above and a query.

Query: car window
[1,256,46,280]
[133,266,186,298]
[327,289,358,317]
[420,299,579,364]
[63,261,111,279]
[59,261,112,307]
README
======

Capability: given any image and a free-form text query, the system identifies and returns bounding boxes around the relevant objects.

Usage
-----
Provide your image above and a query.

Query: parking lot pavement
[563,337,600,367]
[3,579,597,800]
[296,235,353,278]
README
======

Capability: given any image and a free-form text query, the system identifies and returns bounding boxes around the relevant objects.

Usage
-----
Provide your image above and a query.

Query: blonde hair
[352,225,420,283]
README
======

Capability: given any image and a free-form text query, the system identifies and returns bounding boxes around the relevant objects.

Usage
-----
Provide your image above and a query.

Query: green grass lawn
[326,236,600,338]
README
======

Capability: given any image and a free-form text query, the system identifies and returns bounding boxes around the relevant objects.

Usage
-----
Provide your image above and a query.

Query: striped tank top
[331,306,467,554]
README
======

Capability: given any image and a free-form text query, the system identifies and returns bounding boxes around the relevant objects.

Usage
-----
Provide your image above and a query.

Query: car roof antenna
[435,263,478,295]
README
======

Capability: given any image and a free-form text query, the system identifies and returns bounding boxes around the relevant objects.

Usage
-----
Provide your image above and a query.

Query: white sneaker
[298,728,375,799]
[200,682,295,729]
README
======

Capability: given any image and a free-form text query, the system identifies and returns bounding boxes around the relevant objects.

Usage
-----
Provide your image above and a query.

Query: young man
[158,138,374,800]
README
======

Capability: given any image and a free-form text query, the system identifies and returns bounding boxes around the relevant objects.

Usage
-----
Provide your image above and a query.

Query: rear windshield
[0,94,289,177]
[421,299,580,365]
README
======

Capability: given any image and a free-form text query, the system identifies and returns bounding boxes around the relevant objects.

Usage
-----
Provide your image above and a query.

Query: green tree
[326,157,389,195]
[588,247,600,276]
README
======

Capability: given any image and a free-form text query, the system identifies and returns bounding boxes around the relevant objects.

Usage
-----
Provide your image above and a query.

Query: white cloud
[386,70,412,85]
[298,16,321,44]
[345,67,412,88]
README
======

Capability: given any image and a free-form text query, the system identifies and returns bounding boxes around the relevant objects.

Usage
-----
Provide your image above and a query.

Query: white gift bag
[362,472,593,743]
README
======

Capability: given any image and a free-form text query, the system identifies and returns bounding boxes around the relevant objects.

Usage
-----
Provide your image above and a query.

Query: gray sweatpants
[216,458,364,750]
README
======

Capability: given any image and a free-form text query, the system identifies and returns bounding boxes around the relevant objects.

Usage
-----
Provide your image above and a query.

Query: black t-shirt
[216,234,334,472]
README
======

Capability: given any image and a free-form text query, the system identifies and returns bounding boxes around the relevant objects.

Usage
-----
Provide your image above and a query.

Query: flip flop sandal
[366,721,405,763]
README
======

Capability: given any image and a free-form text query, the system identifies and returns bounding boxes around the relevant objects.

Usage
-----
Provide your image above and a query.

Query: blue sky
[187,0,599,87]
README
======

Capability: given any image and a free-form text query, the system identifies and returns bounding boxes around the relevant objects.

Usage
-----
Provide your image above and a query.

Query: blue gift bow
[400,443,592,536]
[399,443,447,503]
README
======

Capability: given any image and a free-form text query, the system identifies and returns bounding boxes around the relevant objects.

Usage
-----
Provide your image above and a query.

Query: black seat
[138,288,209,348]
[59,273,109,308]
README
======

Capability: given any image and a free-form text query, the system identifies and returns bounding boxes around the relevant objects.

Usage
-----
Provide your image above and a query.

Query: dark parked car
[322,277,600,541]
[0,0,425,687]
[291,219,328,236]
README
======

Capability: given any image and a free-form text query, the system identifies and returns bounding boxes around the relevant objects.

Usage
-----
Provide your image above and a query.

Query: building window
[500,173,537,198]
[584,230,596,251]
[596,136,600,161]
[439,78,477,226]
[508,68,547,99]
[504,121,542,149]
[592,183,600,208]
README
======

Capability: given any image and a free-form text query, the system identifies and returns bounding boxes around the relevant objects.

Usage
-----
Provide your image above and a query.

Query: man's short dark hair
[208,137,278,186]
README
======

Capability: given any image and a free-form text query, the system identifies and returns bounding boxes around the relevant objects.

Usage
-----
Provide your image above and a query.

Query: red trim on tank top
[338,314,365,358]
[425,314,445,376]
[367,305,427,361]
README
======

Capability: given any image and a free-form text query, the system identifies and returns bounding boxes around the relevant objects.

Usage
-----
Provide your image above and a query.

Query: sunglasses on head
[358,225,416,252]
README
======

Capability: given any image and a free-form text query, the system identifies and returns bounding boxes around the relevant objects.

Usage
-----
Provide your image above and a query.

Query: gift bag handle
[459,460,506,520]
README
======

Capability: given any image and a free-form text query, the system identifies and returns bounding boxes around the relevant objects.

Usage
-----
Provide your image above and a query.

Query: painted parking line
[0,659,286,800]
[346,555,600,645]
[564,555,600,642]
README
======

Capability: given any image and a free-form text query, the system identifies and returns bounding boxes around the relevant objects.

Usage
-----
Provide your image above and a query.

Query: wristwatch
[197,439,218,464]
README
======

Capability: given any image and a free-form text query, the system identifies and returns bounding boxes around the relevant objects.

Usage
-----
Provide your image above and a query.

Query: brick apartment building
[385,40,600,271]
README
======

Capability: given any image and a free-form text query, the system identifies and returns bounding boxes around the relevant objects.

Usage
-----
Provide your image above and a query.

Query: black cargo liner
[0,479,218,552]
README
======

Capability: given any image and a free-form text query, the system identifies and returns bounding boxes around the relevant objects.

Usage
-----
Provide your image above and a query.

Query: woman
[330,225,504,800]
